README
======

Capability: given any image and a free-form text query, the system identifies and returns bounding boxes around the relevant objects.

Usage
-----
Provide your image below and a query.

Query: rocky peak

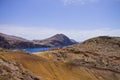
[33,34,78,47]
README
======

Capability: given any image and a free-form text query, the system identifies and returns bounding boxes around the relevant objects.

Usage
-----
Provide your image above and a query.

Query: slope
[34,36,120,80]
[0,36,120,80]
[0,48,99,80]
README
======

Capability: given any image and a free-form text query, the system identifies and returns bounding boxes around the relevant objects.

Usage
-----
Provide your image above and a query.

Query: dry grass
[0,49,99,80]
[1,35,120,80]
[33,36,120,80]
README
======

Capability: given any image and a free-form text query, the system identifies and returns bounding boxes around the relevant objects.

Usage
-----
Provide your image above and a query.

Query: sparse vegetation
[0,74,12,80]
[0,49,41,80]
[34,36,120,80]
[0,36,120,80]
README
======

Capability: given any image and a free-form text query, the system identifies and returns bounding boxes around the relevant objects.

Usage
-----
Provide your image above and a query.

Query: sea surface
[22,47,50,53]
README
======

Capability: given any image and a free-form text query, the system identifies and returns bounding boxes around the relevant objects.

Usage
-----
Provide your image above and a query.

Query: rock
[0,58,41,80]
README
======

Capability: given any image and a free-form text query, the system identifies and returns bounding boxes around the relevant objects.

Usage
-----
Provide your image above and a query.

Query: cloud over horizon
[61,0,99,5]
[0,25,120,41]
[61,0,120,5]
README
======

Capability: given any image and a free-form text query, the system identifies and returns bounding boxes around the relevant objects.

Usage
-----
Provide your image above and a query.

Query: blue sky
[0,0,120,41]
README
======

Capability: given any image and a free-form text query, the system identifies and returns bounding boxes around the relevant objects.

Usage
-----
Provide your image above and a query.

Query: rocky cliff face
[33,34,77,47]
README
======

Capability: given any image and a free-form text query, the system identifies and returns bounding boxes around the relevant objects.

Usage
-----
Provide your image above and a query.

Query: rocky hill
[0,36,120,80]
[0,35,10,48]
[0,33,77,49]
[33,34,77,47]
[34,36,120,80]
[0,33,48,49]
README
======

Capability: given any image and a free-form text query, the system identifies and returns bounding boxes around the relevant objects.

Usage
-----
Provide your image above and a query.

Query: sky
[0,0,120,41]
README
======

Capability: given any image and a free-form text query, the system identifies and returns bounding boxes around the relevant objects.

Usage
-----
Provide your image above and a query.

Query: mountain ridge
[33,34,77,47]
[0,33,77,49]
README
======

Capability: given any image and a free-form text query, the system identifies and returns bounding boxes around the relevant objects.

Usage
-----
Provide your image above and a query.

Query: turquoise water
[22,48,50,53]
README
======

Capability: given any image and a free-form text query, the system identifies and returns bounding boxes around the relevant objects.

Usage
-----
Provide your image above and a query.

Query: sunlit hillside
[0,36,120,80]
[0,49,99,80]
[34,36,120,80]
[1,0,120,79]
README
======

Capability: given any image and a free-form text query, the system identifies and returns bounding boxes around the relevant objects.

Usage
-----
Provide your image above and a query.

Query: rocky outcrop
[33,34,77,47]
[0,58,40,80]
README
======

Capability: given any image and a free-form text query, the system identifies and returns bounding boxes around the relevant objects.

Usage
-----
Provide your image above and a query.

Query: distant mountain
[0,33,77,49]
[70,39,78,43]
[0,33,48,49]
[0,35,10,48]
[33,34,78,47]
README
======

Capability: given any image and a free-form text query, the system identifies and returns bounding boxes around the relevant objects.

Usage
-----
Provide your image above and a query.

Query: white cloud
[0,25,120,41]
[61,0,120,5]
[61,0,99,5]
[0,25,60,40]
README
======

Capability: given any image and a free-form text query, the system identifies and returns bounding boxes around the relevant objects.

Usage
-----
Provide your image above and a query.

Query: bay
[22,47,50,53]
